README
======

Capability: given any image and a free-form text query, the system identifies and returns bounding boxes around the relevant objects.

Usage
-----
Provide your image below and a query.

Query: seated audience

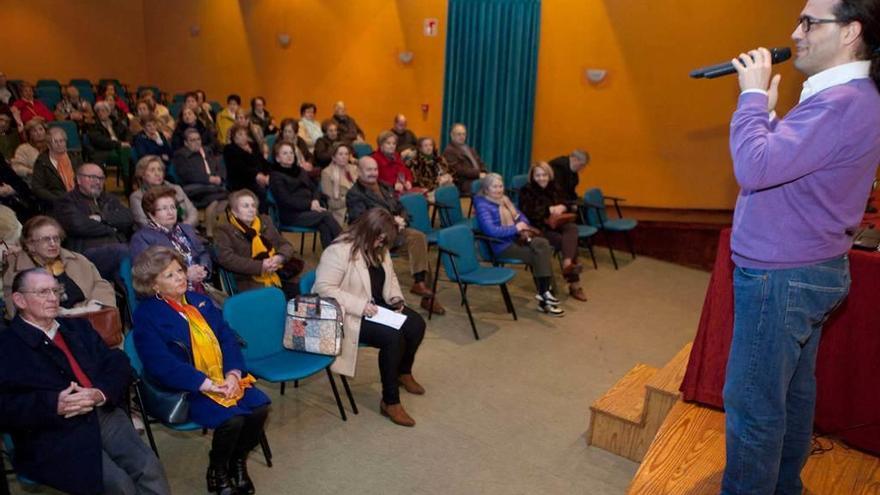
[141,91,175,137]
[235,110,269,159]
[474,173,564,316]
[314,208,427,427]
[10,117,47,180]
[248,96,276,136]
[0,72,14,104]
[268,140,341,247]
[11,82,54,126]
[184,91,216,131]
[409,137,454,195]
[313,119,341,168]
[520,162,587,301]
[216,94,241,146]
[3,216,116,316]
[194,89,215,122]
[0,113,20,160]
[87,101,133,192]
[277,118,315,173]
[321,142,358,226]
[225,123,271,209]
[173,128,229,236]
[54,85,94,126]
[0,154,38,221]
[172,106,218,152]
[132,246,269,495]
[548,149,591,204]
[297,102,323,153]
[133,115,173,164]
[130,186,211,293]
[215,189,302,298]
[53,163,132,282]
[130,154,198,228]
[391,113,418,158]
[443,123,488,194]
[331,100,365,143]
[0,267,171,495]
[97,82,129,119]
[31,126,81,206]
[372,131,415,195]
[346,156,444,314]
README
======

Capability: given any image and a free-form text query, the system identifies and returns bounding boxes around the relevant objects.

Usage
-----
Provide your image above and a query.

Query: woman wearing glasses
[2,215,116,316]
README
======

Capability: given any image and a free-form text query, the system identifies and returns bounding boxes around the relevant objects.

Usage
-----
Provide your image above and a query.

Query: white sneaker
[537,301,565,317]
[534,291,560,305]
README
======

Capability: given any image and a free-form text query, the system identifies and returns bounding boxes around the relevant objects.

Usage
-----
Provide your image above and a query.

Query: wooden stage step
[588,343,693,462]
[628,400,880,494]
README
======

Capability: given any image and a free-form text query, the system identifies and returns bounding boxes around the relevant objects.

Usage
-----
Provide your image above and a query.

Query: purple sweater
[730,78,880,269]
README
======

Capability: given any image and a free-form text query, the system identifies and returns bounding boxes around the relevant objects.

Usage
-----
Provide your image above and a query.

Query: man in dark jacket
[331,101,365,144]
[0,268,170,495]
[53,163,133,281]
[86,101,133,193]
[442,123,488,195]
[346,156,444,314]
[31,126,82,208]
[172,128,229,208]
[548,149,590,203]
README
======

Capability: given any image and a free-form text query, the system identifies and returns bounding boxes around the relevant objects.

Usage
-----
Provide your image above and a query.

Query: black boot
[206,466,238,495]
[229,455,255,495]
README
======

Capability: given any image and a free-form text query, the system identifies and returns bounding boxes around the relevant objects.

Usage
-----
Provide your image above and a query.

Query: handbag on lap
[283,295,343,356]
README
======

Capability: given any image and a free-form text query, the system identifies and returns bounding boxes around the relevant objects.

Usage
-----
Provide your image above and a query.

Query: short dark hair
[834,0,880,88]
[142,185,178,215]
[250,96,265,109]
[11,267,51,295]
[300,102,316,116]
[226,94,241,105]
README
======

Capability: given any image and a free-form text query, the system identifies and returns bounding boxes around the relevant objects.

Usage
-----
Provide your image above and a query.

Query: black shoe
[229,456,255,495]
[206,466,238,495]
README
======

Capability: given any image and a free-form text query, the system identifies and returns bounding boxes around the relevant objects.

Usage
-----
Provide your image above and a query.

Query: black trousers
[286,210,342,248]
[209,405,270,469]
[359,306,426,405]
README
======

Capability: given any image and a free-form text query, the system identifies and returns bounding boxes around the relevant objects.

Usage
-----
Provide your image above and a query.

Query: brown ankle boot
[398,374,426,395]
[380,401,416,427]
[410,281,434,297]
[420,296,445,314]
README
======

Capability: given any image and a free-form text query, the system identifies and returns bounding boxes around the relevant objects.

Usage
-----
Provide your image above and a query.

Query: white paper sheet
[365,306,408,330]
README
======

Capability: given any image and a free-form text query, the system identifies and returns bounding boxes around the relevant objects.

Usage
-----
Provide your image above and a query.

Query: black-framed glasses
[77,173,106,181]
[796,15,846,33]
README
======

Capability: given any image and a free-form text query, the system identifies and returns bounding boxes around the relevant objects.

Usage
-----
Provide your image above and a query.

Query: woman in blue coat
[132,245,270,495]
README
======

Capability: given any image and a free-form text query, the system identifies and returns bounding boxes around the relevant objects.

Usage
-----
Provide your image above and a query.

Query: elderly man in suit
[441,123,488,195]
[0,268,170,495]
[31,126,82,207]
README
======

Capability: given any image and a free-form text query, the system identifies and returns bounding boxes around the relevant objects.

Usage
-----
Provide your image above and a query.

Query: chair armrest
[438,246,462,258]
[603,195,626,202]
[603,196,626,218]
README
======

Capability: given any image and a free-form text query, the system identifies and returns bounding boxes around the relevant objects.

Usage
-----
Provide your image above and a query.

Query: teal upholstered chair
[119,256,140,321]
[433,185,473,229]
[222,287,357,417]
[266,190,318,254]
[351,142,373,158]
[582,188,638,269]
[399,193,438,245]
[431,225,517,340]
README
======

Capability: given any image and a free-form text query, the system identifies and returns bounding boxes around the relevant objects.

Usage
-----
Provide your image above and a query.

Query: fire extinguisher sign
[424,18,439,37]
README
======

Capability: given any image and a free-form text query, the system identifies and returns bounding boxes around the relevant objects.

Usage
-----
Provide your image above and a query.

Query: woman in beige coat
[319,142,358,226]
[313,208,426,427]
[3,215,115,316]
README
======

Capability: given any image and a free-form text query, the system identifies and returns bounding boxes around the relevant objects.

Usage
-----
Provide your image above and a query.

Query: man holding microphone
[723,0,880,493]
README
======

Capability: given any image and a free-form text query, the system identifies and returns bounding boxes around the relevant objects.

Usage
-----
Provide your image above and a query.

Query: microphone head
[770,47,792,63]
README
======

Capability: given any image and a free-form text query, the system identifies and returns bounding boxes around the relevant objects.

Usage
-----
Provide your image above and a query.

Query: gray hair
[479,173,504,196]
[570,149,590,164]
[93,100,112,113]
[11,267,52,296]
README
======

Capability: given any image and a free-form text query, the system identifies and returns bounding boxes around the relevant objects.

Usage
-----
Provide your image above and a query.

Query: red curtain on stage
[680,228,880,455]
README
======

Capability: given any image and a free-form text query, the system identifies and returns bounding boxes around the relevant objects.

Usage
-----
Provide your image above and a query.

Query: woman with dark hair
[520,161,586,301]
[184,91,215,130]
[297,102,322,153]
[314,208,427,427]
[133,115,173,164]
[215,189,302,298]
[320,142,358,225]
[224,123,271,210]
[277,118,315,175]
[313,119,341,168]
[130,186,212,293]
[172,106,218,152]
[97,83,129,119]
[248,97,276,136]
[268,140,341,247]
[409,136,453,195]
[132,246,270,494]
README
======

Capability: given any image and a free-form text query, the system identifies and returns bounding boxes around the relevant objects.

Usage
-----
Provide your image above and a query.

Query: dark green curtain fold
[442,0,541,184]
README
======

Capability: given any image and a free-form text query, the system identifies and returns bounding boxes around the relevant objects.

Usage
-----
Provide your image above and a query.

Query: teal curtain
[442,0,541,185]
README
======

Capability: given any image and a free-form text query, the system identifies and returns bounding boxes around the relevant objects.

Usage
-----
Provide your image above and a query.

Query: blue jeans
[721,256,850,495]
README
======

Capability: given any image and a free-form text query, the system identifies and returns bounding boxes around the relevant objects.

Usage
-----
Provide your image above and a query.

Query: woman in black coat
[267,140,341,248]
[223,124,271,213]
[172,107,218,152]
[519,161,587,301]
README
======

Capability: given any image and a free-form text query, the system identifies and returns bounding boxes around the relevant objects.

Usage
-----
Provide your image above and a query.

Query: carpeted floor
[10,248,711,495]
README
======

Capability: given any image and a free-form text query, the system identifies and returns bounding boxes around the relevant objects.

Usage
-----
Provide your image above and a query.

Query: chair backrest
[437,224,480,280]
[299,270,316,295]
[470,224,496,264]
[399,193,433,235]
[470,178,483,197]
[218,266,238,295]
[583,188,607,226]
[266,133,278,163]
[49,121,82,152]
[265,189,281,226]
[210,101,222,115]
[172,93,186,104]
[223,287,287,362]
[123,333,144,376]
[78,86,96,105]
[69,78,92,87]
[352,142,373,158]
[434,185,465,228]
[168,102,183,119]
[510,174,528,191]
[36,86,61,110]
[36,79,60,90]
[119,256,139,314]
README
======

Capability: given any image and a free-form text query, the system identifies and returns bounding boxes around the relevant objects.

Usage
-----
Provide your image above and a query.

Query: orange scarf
[53,152,75,191]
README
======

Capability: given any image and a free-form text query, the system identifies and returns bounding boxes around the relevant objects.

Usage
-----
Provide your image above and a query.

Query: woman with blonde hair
[129,155,198,228]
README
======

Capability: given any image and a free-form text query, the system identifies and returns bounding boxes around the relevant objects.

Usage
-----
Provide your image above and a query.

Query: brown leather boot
[420,296,445,314]
[410,281,434,297]
[569,285,588,302]
[380,401,416,427]
[398,374,426,395]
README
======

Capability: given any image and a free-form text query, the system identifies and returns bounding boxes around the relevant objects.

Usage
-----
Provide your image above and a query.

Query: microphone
[690,47,792,79]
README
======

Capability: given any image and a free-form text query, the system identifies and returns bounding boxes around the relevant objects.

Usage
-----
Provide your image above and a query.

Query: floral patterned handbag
[283,295,343,356]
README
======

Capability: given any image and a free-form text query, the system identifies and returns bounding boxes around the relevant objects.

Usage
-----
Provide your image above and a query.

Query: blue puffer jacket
[473,195,530,255]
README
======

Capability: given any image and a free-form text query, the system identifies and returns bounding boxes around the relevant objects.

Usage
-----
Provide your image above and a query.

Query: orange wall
[142,0,447,144]
[533,0,805,209]
[0,0,147,85]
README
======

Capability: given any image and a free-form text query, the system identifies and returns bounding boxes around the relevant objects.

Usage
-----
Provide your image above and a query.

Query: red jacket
[371,150,413,187]
[13,98,54,124]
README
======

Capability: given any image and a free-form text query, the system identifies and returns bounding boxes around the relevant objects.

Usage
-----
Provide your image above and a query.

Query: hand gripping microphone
[690,47,792,79]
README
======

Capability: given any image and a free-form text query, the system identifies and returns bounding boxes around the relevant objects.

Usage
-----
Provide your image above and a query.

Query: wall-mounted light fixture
[278,33,292,48]
[189,24,201,37]
[399,51,414,65]
[585,68,608,84]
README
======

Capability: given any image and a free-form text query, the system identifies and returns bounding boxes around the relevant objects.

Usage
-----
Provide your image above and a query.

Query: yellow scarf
[164,296,256,407]
[227,212,281,288]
